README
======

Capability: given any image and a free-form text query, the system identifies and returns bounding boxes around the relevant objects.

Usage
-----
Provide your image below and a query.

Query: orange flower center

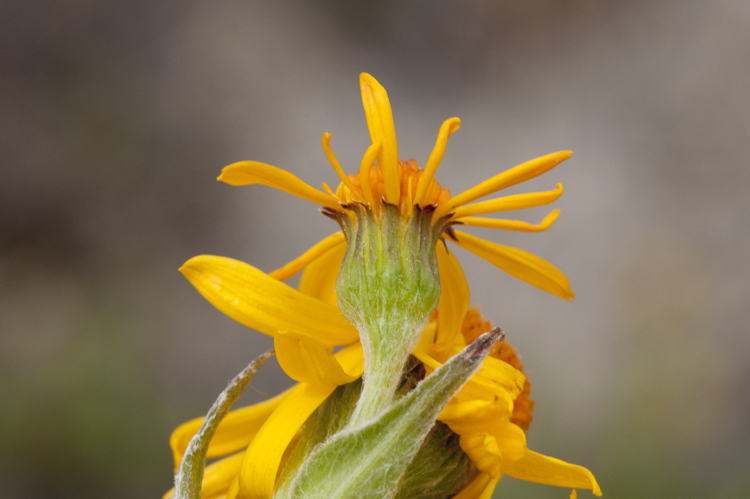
[460,307,535,432]
[335,159,451,216]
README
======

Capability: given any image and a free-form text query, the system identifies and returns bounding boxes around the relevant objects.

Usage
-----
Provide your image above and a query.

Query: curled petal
[218,161,341,210]
[275,332,360,385]
[322,133,365,203]
[358,141,381,207]
[459,432,503,478]
[435,152,571,219]
[434,242,471,352]
[415,117,461,205]
[360,73,400,204]
[439,398,509,435]
[180,255,359,346]
[452,231,575,300]
[459,209,559,232]
[239,344,364,499]
[268,232,346,281]
[502,450,602,496]
[453,184,564,218]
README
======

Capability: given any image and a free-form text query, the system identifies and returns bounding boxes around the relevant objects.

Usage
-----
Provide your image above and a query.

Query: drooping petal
[218,161,341,210]
[275,332,360,385]
[180,255,359,346]
[238,344,364,499]
[452,231,575,300]
[163,452,244,499]
[297,241,347,306]
[414,117,461,205]
[169,390,289,468]
[452,473,501,499]
[434,152,571,219]
[502,450,602,496]
[268,232,346,281]
[434,242,470,352]
[459,209,559,232]
[360,73,400,204]
[453,184,564,219]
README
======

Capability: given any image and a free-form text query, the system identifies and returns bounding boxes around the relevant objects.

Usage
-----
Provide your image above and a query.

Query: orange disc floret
[335,160,451,216]
[461,307,536,432]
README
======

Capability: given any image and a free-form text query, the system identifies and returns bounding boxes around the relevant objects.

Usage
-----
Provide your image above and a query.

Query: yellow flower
[173,73,600,499]
[166,308,600,499]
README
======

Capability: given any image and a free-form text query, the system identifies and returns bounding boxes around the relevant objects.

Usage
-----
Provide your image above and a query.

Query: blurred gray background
[1,1,749,498]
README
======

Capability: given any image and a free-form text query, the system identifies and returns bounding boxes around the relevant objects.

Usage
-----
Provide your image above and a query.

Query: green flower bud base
[325,202,448,424]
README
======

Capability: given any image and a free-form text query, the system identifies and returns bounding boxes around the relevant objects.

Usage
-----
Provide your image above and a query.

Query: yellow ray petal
[322,133,365,203]
[180,255,359,346]
[414,117,461,205]
[275,332,360,385]
[239,344,364,499]
[434,152,571,219]
[491,420,528,462]
[452,472,501,499]
[459,209,559,232]
[268,232,346,281]
[226,477,239,499]
[453,184,564,219]
[360,73,400,204]
[459,432,503,478]
[218,161,341,210]
[359,141,381,207]
[439,398,508,436]
[433,243,470,352]
[163,451,245,499]
[297,240,347,306]
[170,390,289,468]
[502,450,602,496]
[452,231,575,300]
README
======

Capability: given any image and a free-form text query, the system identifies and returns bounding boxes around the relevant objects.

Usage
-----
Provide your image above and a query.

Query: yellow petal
[180,255,359,346]
[433,243,470,353]
[360,73,400,204]
[226,477,240,499]
[452,231,575,300]
[439,398,508,435]
[268,232,346,281]
[453,184,564,219]
[452,473,501,499]
[163,452,245,499]
[218,161,341,210]
[415,321,437,353]
[459,209,559,232]
[491,420,528,462]
[414,117,461,205]
[239,344,365,499]
[275,332,360,385]
[297,240,347,306]
[170,390,288,468]
[358,141,382,207]
[322,133,365,203]
[434,152,571,219]
[460,432,503,478]
[502,450,602,496]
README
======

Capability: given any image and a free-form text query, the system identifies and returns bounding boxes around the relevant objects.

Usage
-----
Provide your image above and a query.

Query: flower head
[219,73,573,300]
[173,73,600,499]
